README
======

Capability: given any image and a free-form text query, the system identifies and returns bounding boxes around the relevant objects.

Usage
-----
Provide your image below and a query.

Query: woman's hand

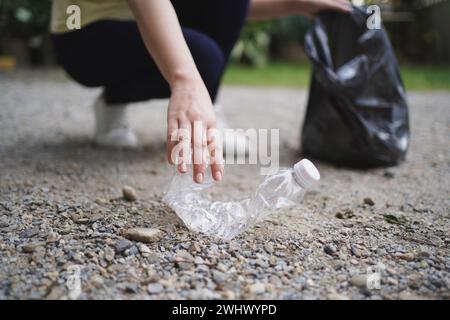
[127,0,223,183]
[167,76,224,184]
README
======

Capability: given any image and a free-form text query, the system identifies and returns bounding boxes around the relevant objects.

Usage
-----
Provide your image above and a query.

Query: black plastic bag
[301,6,410,167]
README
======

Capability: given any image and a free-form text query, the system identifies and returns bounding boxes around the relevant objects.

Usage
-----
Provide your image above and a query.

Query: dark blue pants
[52,0,250,104]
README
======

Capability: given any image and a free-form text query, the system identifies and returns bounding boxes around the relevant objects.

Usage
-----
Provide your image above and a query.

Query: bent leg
[172,0,251,94]
[52,20,225,104]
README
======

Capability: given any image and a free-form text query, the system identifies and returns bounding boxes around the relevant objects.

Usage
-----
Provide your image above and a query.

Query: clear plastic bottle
[163,159,320,241]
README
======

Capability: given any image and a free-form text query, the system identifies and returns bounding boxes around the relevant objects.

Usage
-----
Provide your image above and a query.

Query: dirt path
[0,69,449,299]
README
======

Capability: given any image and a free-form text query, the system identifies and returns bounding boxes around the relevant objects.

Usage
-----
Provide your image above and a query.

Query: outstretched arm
[127,0,223,184]
[248,0,351,20]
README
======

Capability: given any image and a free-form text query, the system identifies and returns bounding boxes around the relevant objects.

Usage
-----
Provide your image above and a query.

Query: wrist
[169,68,203,92]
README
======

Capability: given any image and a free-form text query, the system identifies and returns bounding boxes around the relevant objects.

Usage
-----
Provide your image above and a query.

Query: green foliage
[270,15,311,43]
[223,61,450,91]
[0,0,51,52]
[231,21,273,68]
[232,16,311,68]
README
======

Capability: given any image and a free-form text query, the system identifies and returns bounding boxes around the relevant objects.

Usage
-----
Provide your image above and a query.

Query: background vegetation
[0,0,449,90]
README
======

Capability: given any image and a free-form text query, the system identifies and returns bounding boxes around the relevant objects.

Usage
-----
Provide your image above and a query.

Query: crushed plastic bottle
[163,159,320,241]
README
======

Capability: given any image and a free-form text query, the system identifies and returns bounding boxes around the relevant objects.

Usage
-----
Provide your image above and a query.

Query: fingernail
[214,171,222,181]
[196,173,203,183]
[180,163,187,172]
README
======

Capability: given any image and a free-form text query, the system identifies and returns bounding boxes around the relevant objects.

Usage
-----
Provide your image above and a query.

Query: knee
[185,28,225,94]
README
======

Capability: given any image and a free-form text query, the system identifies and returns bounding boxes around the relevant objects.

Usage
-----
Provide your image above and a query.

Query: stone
[21,228,39,238]
[264,243,274,254]
[114,239,133,253]
[126,246,139,256]
[324,244,337,256]
[212,270,227,284]
[407,275,422,289]
[397,252,415,261]
[124,228,163,243]
[147,283,163,294]
[44,285,66,300]
[147,253,160,264]
[138,244,151,255]
[22,242,44,253]
[351,245,368,257]
[188,242,201,254]
[363,197,375,206]
[385,277,398,286]
[221,290,235,300]
[46,232,59,243]
[177,262,193,271]
[104,247,115,262]
[327,292,349,300]
[383,170,395,179]
[246,283,265,295]
[350,275,368,288]
[416,251,431,260]
[90,275,104,289]
[335,208,354,219]
[175,250,195,263]
[122,186,137,201]
[399,290,423,300]
[255,259,269,268]
[216,262,228,272]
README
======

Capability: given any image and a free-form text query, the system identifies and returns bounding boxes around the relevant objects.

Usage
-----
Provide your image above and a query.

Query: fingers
[208,128,224,182]
[168,118,220,184]
[177,119,191,174]
[167,98,223,183]
[192,120,207,184]
[167,118,178,165]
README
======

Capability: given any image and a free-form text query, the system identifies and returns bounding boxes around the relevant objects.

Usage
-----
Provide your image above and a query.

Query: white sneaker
[215,104,249,156]
[93,94,138,148]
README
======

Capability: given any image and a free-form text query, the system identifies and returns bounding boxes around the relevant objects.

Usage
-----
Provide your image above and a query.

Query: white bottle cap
[293,159,320,189]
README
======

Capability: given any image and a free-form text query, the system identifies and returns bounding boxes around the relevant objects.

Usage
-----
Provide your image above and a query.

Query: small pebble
[124,283,139,294]
[115,239,133,253]
[324,244,337,256]
[175,250,195,263]
[104,247,115,262]
[350,275,368,288]
[124,228,163,243]
[397,252,415,261]
[327,292,349,300]
[46,232,59,243]
[363,197,375,206]
[22,242,44,253]
[246,283,266,295]
[122,186,137,201]
[212,270,227,284]
[138,244,151,255]
[147,283,163,294]
[221,290,235,300]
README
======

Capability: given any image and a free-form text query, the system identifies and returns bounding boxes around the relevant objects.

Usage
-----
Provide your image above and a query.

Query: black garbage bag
[301,6,410,167]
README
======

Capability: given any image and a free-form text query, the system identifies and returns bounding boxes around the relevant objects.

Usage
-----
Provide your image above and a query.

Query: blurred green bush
[231,17,311,67]
[0,0,51,54]
[0,0,448,66]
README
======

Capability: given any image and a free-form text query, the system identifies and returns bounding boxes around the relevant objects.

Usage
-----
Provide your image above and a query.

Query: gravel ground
[0,69,449,300]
